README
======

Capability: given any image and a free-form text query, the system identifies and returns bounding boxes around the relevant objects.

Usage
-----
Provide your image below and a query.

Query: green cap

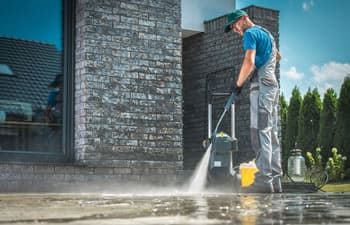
[224,9,248,33]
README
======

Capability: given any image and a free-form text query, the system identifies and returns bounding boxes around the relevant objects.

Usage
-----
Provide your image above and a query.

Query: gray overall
[249,26,282,185]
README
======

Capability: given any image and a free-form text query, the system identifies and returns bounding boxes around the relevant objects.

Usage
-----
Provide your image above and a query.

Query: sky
[0,0,62,50]
[237,0,350,101]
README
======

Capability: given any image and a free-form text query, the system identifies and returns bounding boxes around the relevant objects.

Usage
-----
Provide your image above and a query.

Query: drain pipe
[208,103,212,139]
[231,102,235,139]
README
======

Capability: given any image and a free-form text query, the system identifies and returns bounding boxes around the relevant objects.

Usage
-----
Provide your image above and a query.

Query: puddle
[1,193,350,224]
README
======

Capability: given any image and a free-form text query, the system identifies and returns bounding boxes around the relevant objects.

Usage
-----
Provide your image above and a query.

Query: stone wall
[0,0,185,192]
[0,162,188,192]
[75,0,183,172]
[182,6,280,169]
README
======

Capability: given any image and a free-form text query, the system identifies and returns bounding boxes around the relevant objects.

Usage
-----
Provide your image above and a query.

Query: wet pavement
[1,192,350,225]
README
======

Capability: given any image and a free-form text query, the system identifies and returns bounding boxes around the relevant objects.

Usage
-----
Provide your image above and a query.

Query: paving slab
[1,192,350,224]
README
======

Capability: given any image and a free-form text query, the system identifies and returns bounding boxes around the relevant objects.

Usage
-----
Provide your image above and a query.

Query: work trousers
[250,51,282,184]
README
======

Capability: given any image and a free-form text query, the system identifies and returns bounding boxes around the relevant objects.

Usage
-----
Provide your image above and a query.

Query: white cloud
[281,66,304,80]
[302,0,314,11]
[311,61,350,83]
[324,82,334,90]
[281,62,350,100]
[309,62,350,98]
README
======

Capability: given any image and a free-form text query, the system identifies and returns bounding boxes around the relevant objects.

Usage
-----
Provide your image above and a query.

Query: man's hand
[232,82,242,95]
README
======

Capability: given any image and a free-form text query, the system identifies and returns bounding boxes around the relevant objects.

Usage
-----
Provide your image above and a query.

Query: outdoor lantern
[287,148,306,182]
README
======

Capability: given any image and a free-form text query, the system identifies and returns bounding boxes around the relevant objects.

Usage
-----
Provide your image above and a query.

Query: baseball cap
[224,9,248,33]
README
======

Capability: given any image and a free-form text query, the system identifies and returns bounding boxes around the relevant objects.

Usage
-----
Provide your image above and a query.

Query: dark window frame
[0,0,75,163]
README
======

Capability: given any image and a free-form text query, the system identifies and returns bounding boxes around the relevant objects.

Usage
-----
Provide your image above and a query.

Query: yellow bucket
[240,161,258,187]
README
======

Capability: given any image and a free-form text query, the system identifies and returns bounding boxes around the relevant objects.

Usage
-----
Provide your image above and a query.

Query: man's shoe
[273,178,282,193]
[241,182,274,193]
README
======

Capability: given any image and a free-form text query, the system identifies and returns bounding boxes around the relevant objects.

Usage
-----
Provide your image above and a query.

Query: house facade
[0,0,279,192]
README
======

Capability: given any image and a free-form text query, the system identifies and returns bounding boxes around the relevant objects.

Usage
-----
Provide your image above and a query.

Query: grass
[321,182,350,192]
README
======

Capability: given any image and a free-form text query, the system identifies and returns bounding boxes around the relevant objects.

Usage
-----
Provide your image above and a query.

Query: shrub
[307,147,348,183]
[326,148,347,182]
[306,148,325,186]
[306,147,323,170]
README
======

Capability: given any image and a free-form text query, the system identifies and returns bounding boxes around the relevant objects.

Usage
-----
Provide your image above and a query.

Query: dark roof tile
[0,37,62,111]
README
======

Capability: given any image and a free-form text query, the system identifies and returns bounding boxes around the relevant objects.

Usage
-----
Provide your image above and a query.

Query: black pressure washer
[205,92,322,193]
[206,92,239,190]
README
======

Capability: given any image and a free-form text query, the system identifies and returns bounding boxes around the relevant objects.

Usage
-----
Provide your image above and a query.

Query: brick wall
[182,6,280,169]
[0,162,188,192]
[0,0,185,192]
[75,0,183,171]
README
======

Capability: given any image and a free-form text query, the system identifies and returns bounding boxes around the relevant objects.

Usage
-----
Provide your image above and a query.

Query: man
[44,73,63,152]
[225,9,282,193]
[45,74,63,123]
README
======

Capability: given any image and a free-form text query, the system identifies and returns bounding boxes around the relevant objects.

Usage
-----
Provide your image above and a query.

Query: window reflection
[0,0,63,153]
[44,73,63,152]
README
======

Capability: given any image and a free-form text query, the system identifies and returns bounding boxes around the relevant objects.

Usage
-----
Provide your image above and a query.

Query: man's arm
[236,49,256,87]
[276,50,281,62]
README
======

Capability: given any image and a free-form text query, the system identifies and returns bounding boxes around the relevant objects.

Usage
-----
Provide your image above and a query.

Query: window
[0,0,74,163]
[0,64,14,76]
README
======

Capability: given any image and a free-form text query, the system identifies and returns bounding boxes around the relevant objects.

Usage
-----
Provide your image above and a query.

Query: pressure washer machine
[206,92,239,190]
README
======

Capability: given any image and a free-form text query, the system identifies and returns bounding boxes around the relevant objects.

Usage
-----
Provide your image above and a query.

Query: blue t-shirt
[243,26,272,69]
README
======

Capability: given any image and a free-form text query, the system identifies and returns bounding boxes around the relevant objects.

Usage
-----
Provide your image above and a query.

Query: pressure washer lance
[212,92,235,136]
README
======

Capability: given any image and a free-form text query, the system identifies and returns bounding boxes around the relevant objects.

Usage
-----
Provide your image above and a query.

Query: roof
[0,36,62,111]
